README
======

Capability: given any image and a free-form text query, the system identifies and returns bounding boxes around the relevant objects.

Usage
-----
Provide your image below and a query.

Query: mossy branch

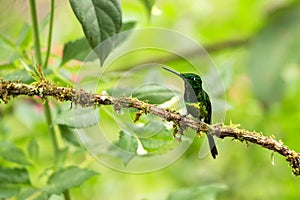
[1,80,299,176]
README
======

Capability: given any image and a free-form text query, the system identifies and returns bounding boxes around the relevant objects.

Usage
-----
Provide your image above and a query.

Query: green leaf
[55,148,70,171]
[15,24,32,49]
[49,194,65,200]
[0,62,17,70]
[0,167,30,184]
[110,131,138,165]
[120,21,137,32]
[0,34,15,50]
[138,0,155,18]
[69,0,122,65]
[19,59,39,81]
[17,188,39,200]
[27,138,39,161]
[247,3,300,107]
[0,143,31,165]
[14,17,48,51]
[17,189,48,200]
[3,68,52,84]
[123,115,165,137]
[139,128,174,153]
[115,131,138,154]
[3,69,34,83]
[0,34,15,61]
[53,107,100,129]
[132,83,175,104]
[60,37,97,66]
[59,125,82,147]
[115,21,137,46]
[34,194,48,200]
[0,183,20,199]
[43,166,98,194]
[167,184,228,200]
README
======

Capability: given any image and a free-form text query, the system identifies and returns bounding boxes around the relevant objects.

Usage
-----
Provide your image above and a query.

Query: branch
[121,38,250,70]
[1,80,299,176]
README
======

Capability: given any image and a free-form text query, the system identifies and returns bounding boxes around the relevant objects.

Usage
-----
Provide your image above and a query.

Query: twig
[0,80,299,176]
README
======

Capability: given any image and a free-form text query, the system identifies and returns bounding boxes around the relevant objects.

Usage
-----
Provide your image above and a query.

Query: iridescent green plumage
[163,67,218,159]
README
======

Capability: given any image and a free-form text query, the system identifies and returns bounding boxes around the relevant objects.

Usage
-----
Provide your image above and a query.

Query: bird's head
[181,73,203,92]
[162,67,203,93]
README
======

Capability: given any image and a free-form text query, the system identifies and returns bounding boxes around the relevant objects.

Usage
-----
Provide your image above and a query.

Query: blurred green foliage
[0,0,300,200]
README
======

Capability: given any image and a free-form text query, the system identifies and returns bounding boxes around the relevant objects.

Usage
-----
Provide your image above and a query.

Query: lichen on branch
[0,79,299,176]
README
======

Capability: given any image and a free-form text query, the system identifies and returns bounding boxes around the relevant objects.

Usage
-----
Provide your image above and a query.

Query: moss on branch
[1,80,299,176]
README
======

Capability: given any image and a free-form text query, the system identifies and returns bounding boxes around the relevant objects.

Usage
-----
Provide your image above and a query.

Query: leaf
[138,0,155,18]
[139,128,174,153]
[15,24,32,49]
[0,184,20,199]
[110,131,138,165]
[0,143,31,165]
[69,0,122,65]
[132,83,175,104]
[49,194,65,200]
[167,184,228,200]
[60,21,134,68]
[53,107,100,129]
[3,69,34,83]
[0,34,15,61]
[247,3,300,107]
[124,115,165,137]
[34,194,48,200]
[43,166,98,194]
[116,21,137,46]
[54,148,70,171]
[17,188,39,200]
[0,62,17,70]
[120,21,137,32]
[19,59,39,81]
[0,167,30,184]
[118,116,174,153]
[115,131,138,154]
[17,188,47,200]
[0,34,15,49]
[59,125,82,147]
[27,138,39,161]
[14,18,47,51]
[3,68,52,84]
[60,37,97,66]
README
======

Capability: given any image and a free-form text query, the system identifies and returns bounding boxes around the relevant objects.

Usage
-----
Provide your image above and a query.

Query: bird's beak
[162,67,185,80]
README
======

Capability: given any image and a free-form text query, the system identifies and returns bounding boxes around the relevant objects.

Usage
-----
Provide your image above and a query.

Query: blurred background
[0,0,300,199]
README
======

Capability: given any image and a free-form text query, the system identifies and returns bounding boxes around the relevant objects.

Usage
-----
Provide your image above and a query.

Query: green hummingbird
[163,67,218,159]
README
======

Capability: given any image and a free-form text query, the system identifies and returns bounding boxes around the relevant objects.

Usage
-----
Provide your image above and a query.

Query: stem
[29,0,59,155]
[29,0,42,64]
[29,2,71,199]
[43,0,55,69]
[63,190,71,200]
[44,99,59,154]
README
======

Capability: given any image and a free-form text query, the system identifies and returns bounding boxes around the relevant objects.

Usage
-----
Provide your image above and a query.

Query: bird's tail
[207,134,218,159]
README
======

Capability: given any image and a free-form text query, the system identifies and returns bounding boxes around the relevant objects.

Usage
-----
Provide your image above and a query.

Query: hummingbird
[163,67,218,159]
